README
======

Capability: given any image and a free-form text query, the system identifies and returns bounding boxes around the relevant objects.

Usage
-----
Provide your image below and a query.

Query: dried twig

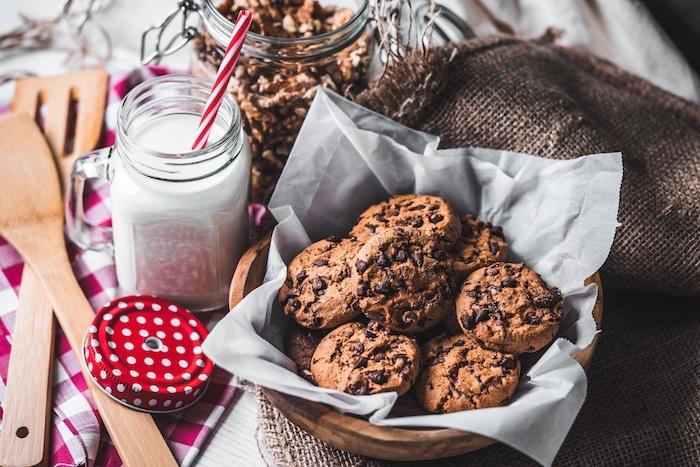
[371,0,438,73]
[0,0,112,67]
[0,14,57,52]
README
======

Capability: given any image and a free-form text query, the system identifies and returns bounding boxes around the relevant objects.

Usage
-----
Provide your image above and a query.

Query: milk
[110,113,251,311]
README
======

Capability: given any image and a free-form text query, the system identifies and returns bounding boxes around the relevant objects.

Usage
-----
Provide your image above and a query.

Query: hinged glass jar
[142,0,374,202]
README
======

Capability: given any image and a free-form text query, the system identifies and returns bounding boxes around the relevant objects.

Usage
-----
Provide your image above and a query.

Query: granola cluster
[192,0,371,201]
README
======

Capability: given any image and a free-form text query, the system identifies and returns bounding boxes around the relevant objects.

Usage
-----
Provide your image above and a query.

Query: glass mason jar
[67,75,251,312]
[143,0,373,202]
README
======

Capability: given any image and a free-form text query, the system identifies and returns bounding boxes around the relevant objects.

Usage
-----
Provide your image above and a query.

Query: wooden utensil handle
[10,226,178,467]
[0,268,54,467]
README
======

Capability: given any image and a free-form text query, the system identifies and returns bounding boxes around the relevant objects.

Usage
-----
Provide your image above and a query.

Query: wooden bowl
[229,234,603,461]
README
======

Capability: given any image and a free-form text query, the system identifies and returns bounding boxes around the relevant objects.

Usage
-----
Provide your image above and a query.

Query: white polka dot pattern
[82,295,213,412]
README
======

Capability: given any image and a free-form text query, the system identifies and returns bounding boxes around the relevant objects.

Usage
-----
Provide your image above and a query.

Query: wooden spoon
[0,69,107,467]
[0,114,177,467]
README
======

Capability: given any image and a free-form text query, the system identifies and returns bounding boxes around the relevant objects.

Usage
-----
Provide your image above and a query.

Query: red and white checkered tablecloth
[0,66,245,467]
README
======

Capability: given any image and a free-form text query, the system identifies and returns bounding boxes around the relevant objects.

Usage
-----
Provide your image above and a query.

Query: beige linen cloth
[256,35,700,466]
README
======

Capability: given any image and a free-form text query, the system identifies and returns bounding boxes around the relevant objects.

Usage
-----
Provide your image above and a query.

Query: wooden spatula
[0,114,177,467]
[0,69,107,467]
[11,68,107,176]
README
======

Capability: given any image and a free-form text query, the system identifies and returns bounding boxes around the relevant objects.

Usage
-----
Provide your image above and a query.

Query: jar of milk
[67,75,251,311]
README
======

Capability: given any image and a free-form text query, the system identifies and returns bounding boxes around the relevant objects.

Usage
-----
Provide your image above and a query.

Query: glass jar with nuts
[190,0,374,202]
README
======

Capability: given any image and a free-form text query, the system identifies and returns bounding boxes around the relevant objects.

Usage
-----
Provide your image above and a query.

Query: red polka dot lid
[83,295,214,412]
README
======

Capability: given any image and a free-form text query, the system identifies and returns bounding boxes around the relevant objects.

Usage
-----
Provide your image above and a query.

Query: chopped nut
[191,0,371,201]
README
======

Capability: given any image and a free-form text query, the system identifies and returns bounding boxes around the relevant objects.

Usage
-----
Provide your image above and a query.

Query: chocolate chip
[427,355,445,366]
[366,224,376,233]
[374,281,393,295]
[476,308,491,323]
[313,259,329,267]
[373,352,385,361]
[365,329,377,340]
[355,259,368,273]
[401,310,418,325]
[454,339,465,346]
[400,365,413,380]
[354,356,368,368]
[326,235,341,243]
[287,298,300,309]
[551,288,563,304]
[491,225,504,238]
[367,371,387,384]
[353,342,364,353]
[412,251,424,266]
[533,294,554,307]
[394,249,408,262]
[353,383,369,395]
[468,289,480,298]
[429,213,444,224]
[357,283,370,297]
[375,214,387,222]
[350,299,361,312]
[429,204,439,211]
[377,255,391,267]
[500,357,516,370]
[295,270,307,283]
[461,314,476,330]
[307,316,322,327]
[311,277,326,291]
[526,314,541,325]
[412,218,424,228]
[432,249,448,260]
[386,210,400,217]
[367,321,384,333]
[489,242,500,255]
[502,278,517,288]
[408,204,425,211]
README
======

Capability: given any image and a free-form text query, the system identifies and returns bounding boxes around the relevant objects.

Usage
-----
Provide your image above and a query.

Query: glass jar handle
[66,147,114,254]
[141,0,201,64]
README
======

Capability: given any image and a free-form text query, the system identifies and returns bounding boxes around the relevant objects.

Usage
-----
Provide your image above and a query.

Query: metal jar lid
[83,295,213,412]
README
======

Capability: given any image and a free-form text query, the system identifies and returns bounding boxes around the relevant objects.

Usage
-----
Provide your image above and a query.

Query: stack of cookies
[278,194,564,413]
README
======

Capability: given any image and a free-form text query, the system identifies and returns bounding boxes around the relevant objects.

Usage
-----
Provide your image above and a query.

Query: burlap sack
[257,35,700,465]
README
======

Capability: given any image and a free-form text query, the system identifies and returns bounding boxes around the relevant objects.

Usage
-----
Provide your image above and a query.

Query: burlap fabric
[257,35,700,465]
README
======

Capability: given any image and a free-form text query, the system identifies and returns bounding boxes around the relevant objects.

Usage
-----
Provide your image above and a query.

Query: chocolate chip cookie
[451,214,508,281]
[284,324,326,382]
[310,321,421,396]
[456,262,563,354]
[351,227,457,333]
[350,194,462,249]
[414,334,520,413]
[278,238,361,329]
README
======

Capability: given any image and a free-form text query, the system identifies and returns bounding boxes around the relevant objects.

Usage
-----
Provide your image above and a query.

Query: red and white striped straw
[192,10,252,151]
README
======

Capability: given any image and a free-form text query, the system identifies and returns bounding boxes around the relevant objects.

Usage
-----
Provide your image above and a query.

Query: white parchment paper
[203,88,623,466]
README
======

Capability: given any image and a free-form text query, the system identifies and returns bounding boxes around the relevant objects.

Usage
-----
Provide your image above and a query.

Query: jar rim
[116,74,243,182]
[201,0,371,60]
